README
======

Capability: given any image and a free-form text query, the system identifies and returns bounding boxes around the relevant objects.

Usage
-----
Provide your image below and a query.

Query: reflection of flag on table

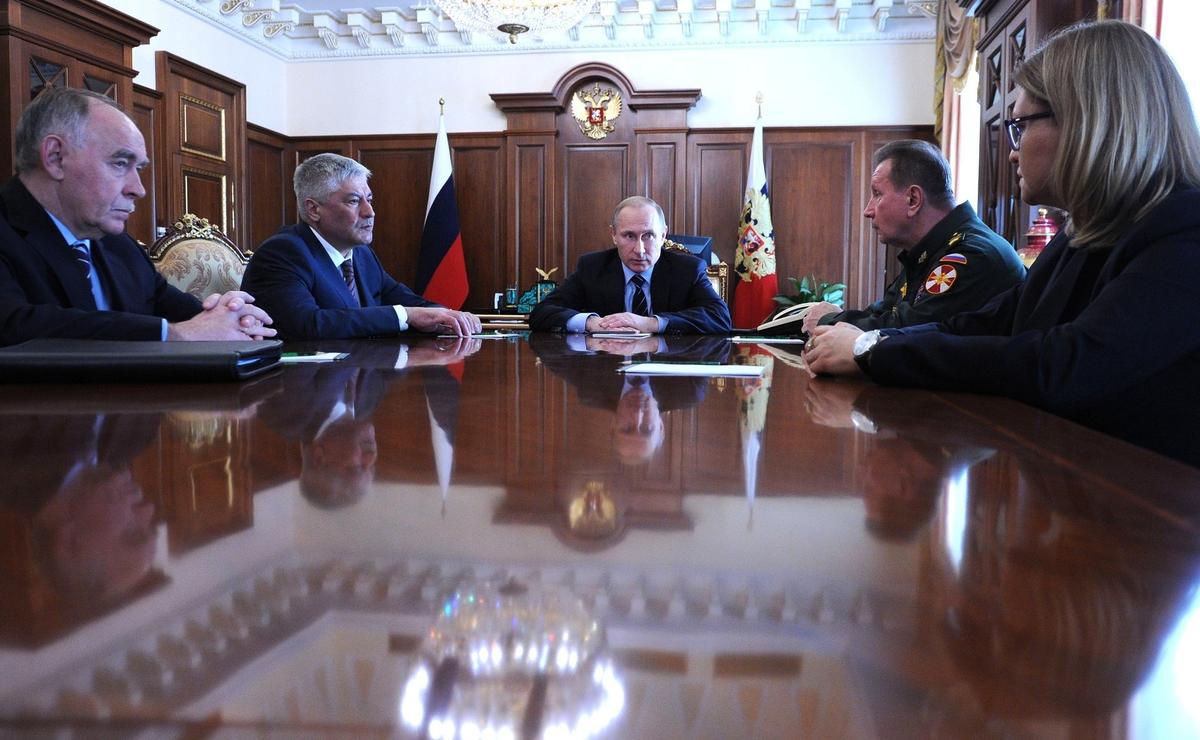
[734,345,774,524]
[732,111,778,329]
[420,364,462,510]
[415,110,469,309]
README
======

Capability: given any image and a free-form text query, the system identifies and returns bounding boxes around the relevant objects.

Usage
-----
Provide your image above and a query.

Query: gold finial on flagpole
[439,97,445,116]
[755,91,763,119]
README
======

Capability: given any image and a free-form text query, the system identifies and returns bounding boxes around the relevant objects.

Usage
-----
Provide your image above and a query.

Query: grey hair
[610,195,667,231]
[872,139,955,209]
[14,87,125,174]
[294,153,372,221]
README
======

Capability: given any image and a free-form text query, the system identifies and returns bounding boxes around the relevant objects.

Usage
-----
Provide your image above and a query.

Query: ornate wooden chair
[147,214,251,298]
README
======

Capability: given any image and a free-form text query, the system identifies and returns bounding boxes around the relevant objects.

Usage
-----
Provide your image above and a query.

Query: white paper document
[618,362,765,377]
[436,332,521,339]
[589,332,652,339]
[280,352,348,364]
[730,336,808,344]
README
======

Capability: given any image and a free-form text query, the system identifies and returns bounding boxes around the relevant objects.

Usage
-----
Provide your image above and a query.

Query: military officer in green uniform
[802,140,1025,334]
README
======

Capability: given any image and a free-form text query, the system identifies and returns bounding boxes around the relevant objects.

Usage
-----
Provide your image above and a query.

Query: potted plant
[771,275,845,317]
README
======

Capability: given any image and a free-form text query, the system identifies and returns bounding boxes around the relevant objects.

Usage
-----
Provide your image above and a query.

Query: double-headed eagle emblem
[571,83,622,140]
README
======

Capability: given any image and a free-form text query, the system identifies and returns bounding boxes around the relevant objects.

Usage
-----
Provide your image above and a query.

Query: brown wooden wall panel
[357,145,435,289]
[179,164,227,234]
[562,145,627,270]
[180,96,225,161]
[156,52,246,246]
[452,138,505,310]
[767,138,857,303]
[246,125,288,250]
[639,136,686,230]
[510,139,552,289]
[687,137,747,262]
[129,84,162,247]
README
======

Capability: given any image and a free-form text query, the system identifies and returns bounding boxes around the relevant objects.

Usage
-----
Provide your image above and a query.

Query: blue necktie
[341,258,361,307]
[630,274,649,316]
[71,241,92,280]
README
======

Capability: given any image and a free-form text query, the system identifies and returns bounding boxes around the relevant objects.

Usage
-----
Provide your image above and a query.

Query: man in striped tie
[530,196,731,335]
[242,154,482,341]
[0,87,275,346]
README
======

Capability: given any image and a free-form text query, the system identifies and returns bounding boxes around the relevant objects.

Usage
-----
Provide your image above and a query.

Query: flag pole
[416,97,470,309]
[731,92,779,329]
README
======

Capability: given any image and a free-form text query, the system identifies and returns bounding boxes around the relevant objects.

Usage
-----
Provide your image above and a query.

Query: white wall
[1158,0,1200,125]
[98,0,290,132]
[284,42,935,136]
[99,2,933,137]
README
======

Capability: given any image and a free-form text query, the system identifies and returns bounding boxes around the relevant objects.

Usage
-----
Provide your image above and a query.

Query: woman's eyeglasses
[1003,111,1055,150]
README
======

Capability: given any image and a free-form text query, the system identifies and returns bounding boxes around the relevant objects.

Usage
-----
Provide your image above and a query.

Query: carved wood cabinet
[974,0,1114,248]
[0,0,155,177]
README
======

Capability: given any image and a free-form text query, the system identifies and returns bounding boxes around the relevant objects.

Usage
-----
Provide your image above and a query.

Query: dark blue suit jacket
[0,177,201,346]
[529,248,731,334]
[867,187,1200,468]
[241,223,437,341]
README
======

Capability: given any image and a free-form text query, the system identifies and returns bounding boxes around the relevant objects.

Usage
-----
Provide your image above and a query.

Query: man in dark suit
[257,338,480,508]
[0,87,274,346]
[0,411,163,631]
[529,196,731,334]
[529,333,723,463]
[241,153,481,340]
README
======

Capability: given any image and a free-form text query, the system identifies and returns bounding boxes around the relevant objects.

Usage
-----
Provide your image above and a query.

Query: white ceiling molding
[172,0,935,60]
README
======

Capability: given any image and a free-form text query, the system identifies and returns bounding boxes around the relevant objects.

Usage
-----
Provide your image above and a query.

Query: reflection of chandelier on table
[434,0,597,43]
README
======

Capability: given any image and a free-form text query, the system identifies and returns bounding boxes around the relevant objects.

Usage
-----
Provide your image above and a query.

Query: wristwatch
[852,329,885,374]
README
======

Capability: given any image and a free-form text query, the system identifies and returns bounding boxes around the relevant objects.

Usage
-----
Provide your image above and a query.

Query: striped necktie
[71,241,92,280]
[630,274,649,316]
[341,257,361,307]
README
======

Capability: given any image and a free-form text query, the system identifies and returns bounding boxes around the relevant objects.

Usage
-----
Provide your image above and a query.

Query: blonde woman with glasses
[805,20,1200,468]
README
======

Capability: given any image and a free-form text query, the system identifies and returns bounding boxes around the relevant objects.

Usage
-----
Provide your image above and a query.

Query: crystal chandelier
[434,0,596,44]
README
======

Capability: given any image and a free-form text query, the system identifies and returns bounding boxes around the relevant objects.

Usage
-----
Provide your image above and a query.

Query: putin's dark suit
[529,248,731,334]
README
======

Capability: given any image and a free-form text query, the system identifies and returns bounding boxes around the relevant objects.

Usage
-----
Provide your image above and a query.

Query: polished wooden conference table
[1,334,1198,739]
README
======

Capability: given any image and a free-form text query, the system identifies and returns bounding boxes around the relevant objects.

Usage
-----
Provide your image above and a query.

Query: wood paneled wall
[164,60,930,312]
[129,84,163,247]
[155,52,247,248]
[241,126,927,312]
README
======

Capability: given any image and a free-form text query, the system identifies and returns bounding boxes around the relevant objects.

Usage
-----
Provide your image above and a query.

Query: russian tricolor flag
[415,110,469,309]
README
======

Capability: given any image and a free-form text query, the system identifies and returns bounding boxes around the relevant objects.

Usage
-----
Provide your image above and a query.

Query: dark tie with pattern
[630,274,649,316]
[341,258,361,307]
[71,241,92,280]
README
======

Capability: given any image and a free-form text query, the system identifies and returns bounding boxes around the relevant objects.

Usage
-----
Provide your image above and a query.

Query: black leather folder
[0,339,283,382]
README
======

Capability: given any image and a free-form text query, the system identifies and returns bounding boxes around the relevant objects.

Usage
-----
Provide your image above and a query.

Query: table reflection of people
[530,334,724,464]
[805,379,994,541]
[0,412,163,645]
[258,338,478,508]
[521,335,723,547]
[924,474,1199,724]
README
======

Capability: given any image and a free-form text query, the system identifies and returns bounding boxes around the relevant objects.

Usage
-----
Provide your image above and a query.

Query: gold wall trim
[179,93,227,163]
[180,165,229,235]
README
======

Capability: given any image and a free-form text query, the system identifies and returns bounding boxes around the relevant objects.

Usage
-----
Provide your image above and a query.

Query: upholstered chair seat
[148,214,251,299]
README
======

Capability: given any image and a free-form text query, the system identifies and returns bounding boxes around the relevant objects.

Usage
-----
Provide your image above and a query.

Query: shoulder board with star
[947,231,965,247]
